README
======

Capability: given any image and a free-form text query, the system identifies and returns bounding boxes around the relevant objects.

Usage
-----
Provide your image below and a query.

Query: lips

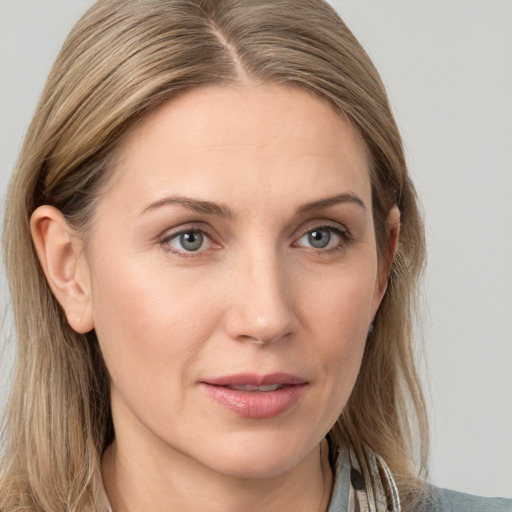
[200,373,308,419]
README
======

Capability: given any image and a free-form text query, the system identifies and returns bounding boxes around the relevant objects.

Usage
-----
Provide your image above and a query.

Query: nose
[223,250,296,345]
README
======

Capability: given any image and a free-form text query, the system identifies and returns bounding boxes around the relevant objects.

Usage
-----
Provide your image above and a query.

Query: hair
[1,0,428,510]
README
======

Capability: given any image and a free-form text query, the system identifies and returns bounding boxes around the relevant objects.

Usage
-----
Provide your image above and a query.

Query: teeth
[259,384,282,391]
[228,383,283,392]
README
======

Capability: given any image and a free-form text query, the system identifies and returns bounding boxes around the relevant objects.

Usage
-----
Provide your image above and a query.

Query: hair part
[1,1,428,510]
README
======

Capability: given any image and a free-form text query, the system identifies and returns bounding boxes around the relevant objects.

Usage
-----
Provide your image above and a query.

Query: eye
[163,229,212,253]
[295,225,349,250]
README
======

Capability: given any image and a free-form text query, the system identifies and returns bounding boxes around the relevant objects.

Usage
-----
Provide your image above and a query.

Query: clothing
[429,488,512,512]
[328,450,512,512]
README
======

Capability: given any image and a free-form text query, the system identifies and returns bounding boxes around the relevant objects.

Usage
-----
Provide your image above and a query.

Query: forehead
[106,83,371,214]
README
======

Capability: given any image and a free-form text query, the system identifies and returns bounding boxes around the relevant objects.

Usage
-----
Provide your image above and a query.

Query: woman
[0,1,510,511]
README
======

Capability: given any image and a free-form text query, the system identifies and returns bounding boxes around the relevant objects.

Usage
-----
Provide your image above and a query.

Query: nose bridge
[225,244,294,344]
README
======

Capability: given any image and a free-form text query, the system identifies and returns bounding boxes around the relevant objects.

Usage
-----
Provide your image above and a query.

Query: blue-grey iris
[180,231,203,251]
[308,229,330,248]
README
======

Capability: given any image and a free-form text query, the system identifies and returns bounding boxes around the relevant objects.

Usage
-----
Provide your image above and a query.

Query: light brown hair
[1,1,427,510]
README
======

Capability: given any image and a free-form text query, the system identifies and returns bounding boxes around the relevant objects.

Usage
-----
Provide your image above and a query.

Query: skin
[31,83,399,512]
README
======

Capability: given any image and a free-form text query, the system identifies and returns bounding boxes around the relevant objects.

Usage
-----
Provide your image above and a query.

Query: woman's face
[81,84,389,478]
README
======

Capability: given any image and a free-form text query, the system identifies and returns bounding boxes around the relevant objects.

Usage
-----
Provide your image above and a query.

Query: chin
[195,429,319,480]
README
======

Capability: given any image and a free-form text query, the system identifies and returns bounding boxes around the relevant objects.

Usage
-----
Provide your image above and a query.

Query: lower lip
[200,383,307,419]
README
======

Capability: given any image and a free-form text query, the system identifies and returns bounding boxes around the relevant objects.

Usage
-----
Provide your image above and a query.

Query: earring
[367,320,374,339]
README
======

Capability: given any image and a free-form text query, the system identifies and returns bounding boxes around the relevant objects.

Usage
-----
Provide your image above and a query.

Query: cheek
[300,263,377,414]
[88,254,219,402]
[304,259,378,343]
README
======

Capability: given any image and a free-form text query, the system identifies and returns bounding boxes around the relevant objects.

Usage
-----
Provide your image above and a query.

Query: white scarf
[347,448,401,512]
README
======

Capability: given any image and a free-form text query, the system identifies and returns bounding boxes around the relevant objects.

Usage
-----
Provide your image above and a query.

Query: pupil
[308,229,330,248]
[180,232,203,251]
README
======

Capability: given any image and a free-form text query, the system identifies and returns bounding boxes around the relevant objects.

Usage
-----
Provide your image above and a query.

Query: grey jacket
[328,453,512,511]
[430,487,512,512]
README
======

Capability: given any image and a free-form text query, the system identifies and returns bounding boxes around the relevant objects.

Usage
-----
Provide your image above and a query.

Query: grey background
[1,0,511,497]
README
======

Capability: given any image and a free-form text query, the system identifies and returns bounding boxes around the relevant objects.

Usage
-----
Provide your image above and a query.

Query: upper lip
[201,373,307,386]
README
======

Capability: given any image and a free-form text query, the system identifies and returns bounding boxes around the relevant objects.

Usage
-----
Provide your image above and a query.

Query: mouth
[200,373,308,419]
[224,383,285,392]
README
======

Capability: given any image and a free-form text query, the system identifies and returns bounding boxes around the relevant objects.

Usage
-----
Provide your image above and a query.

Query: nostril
[236,330,293,346]
[237,334,269,345]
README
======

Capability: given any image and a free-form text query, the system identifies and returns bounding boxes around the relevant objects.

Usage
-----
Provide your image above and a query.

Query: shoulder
[422,485,512,512]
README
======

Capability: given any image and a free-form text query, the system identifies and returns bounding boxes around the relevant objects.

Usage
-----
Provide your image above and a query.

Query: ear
[30,205,94,333]
[371,205,401,314]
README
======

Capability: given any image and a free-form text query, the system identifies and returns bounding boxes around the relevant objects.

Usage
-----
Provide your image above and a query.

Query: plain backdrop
[1,0,511,498]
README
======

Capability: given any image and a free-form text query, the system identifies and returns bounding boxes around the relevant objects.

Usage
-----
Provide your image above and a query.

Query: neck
[101,437,333,512]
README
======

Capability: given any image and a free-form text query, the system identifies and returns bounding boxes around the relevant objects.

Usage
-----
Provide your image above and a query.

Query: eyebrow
[140,192,366,218]
[140,196,232,217]
[296,193,367,215]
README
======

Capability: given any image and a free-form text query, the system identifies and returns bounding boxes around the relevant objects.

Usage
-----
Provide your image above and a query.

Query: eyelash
[158,223,354,257]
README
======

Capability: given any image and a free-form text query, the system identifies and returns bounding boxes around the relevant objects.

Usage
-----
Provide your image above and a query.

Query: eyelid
[294,219,352,240]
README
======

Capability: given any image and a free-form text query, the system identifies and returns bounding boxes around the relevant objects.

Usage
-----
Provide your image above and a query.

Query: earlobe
[30,205,94,333]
